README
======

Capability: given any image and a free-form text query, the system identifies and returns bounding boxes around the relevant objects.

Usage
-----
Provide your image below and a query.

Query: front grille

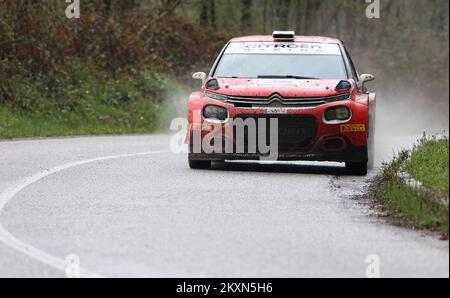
[227,93,350,108]
[233,115,318,153]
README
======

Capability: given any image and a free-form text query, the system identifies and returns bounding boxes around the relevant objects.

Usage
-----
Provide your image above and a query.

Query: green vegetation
[0,1,224,139]
[0,64,187,138]
[375,137,449,233]
[406,138,449,196]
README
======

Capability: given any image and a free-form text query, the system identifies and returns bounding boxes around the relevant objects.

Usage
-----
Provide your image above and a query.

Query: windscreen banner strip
[225,42,341,55]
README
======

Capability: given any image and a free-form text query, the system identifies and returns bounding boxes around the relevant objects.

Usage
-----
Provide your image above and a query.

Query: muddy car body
[187,32,376,175]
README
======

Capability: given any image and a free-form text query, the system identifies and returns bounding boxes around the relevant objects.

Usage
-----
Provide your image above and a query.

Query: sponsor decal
[189,123,215,132]
[225,42,342,55]
[341,124,366,133]
[265,107,288,114]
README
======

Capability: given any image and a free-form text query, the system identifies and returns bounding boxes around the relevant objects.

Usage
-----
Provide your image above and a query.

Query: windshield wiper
[257,75,319,80]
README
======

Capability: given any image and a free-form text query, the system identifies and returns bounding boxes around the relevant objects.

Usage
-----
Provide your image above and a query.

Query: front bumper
[187,98,369,163]
[189,137,368,162]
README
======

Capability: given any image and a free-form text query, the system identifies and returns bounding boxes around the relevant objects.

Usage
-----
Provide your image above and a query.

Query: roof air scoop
[272,31,295,41]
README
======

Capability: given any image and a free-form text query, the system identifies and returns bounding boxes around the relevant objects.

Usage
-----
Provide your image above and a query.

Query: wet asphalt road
[0,134,448,278]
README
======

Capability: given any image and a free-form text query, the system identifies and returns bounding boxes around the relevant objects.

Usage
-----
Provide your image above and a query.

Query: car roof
[229,35,343,44]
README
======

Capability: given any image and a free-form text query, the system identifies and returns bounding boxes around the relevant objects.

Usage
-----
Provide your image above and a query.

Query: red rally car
[187,31,376,175]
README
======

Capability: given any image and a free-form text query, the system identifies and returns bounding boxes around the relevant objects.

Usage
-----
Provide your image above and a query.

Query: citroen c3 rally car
[187,31,376,175]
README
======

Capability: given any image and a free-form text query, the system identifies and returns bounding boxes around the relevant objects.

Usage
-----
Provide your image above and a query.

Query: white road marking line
[0,150,169,278]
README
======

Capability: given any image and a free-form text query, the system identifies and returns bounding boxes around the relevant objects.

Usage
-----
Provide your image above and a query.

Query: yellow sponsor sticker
[341,124,366,133]
[189,123,215,132]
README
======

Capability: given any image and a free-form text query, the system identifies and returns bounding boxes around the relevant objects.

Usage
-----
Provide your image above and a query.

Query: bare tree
[199,0,208,26]
[210,0,217,29]
[242,0,252,32]
[159,0,182,16]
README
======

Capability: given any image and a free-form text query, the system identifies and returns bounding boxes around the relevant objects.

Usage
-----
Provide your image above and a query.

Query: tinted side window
[343,46,359,81]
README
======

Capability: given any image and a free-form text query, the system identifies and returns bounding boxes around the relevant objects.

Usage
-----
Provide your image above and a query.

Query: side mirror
[359,74,375,92]
[192,72,207,86]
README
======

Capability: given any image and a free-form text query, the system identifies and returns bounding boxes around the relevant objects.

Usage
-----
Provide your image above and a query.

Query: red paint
[186,35,375,164]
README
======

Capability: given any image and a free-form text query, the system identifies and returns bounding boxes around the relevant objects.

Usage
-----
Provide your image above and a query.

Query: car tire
[188,159,211,170]
[345,162,368,176]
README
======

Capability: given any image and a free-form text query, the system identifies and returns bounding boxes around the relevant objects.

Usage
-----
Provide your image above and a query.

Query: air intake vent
[272,31,295,41]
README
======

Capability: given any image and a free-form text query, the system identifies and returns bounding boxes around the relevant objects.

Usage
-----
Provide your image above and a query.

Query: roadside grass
[0,64,188,139]
[0,105,159,139]
[405,138,449,196]
[374,136,449,234]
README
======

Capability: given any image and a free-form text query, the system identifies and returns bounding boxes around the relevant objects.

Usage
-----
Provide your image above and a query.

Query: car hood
[211,78,351,98]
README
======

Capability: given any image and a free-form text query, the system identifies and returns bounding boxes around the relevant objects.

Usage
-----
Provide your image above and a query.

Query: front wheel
[188,159,211,170]
[345,162,368,176]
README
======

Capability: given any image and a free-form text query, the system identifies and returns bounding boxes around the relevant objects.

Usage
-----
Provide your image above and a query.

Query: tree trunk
[241,0,252,32]
[210,0,217,29]
[199,0,208,27]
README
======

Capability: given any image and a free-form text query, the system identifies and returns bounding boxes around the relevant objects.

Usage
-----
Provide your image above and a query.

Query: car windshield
[214,53,347,80]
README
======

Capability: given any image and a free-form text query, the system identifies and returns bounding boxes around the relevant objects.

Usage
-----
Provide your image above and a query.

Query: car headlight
[205,92,228,102]
[324,106,351,122]
[203,105,228,121]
